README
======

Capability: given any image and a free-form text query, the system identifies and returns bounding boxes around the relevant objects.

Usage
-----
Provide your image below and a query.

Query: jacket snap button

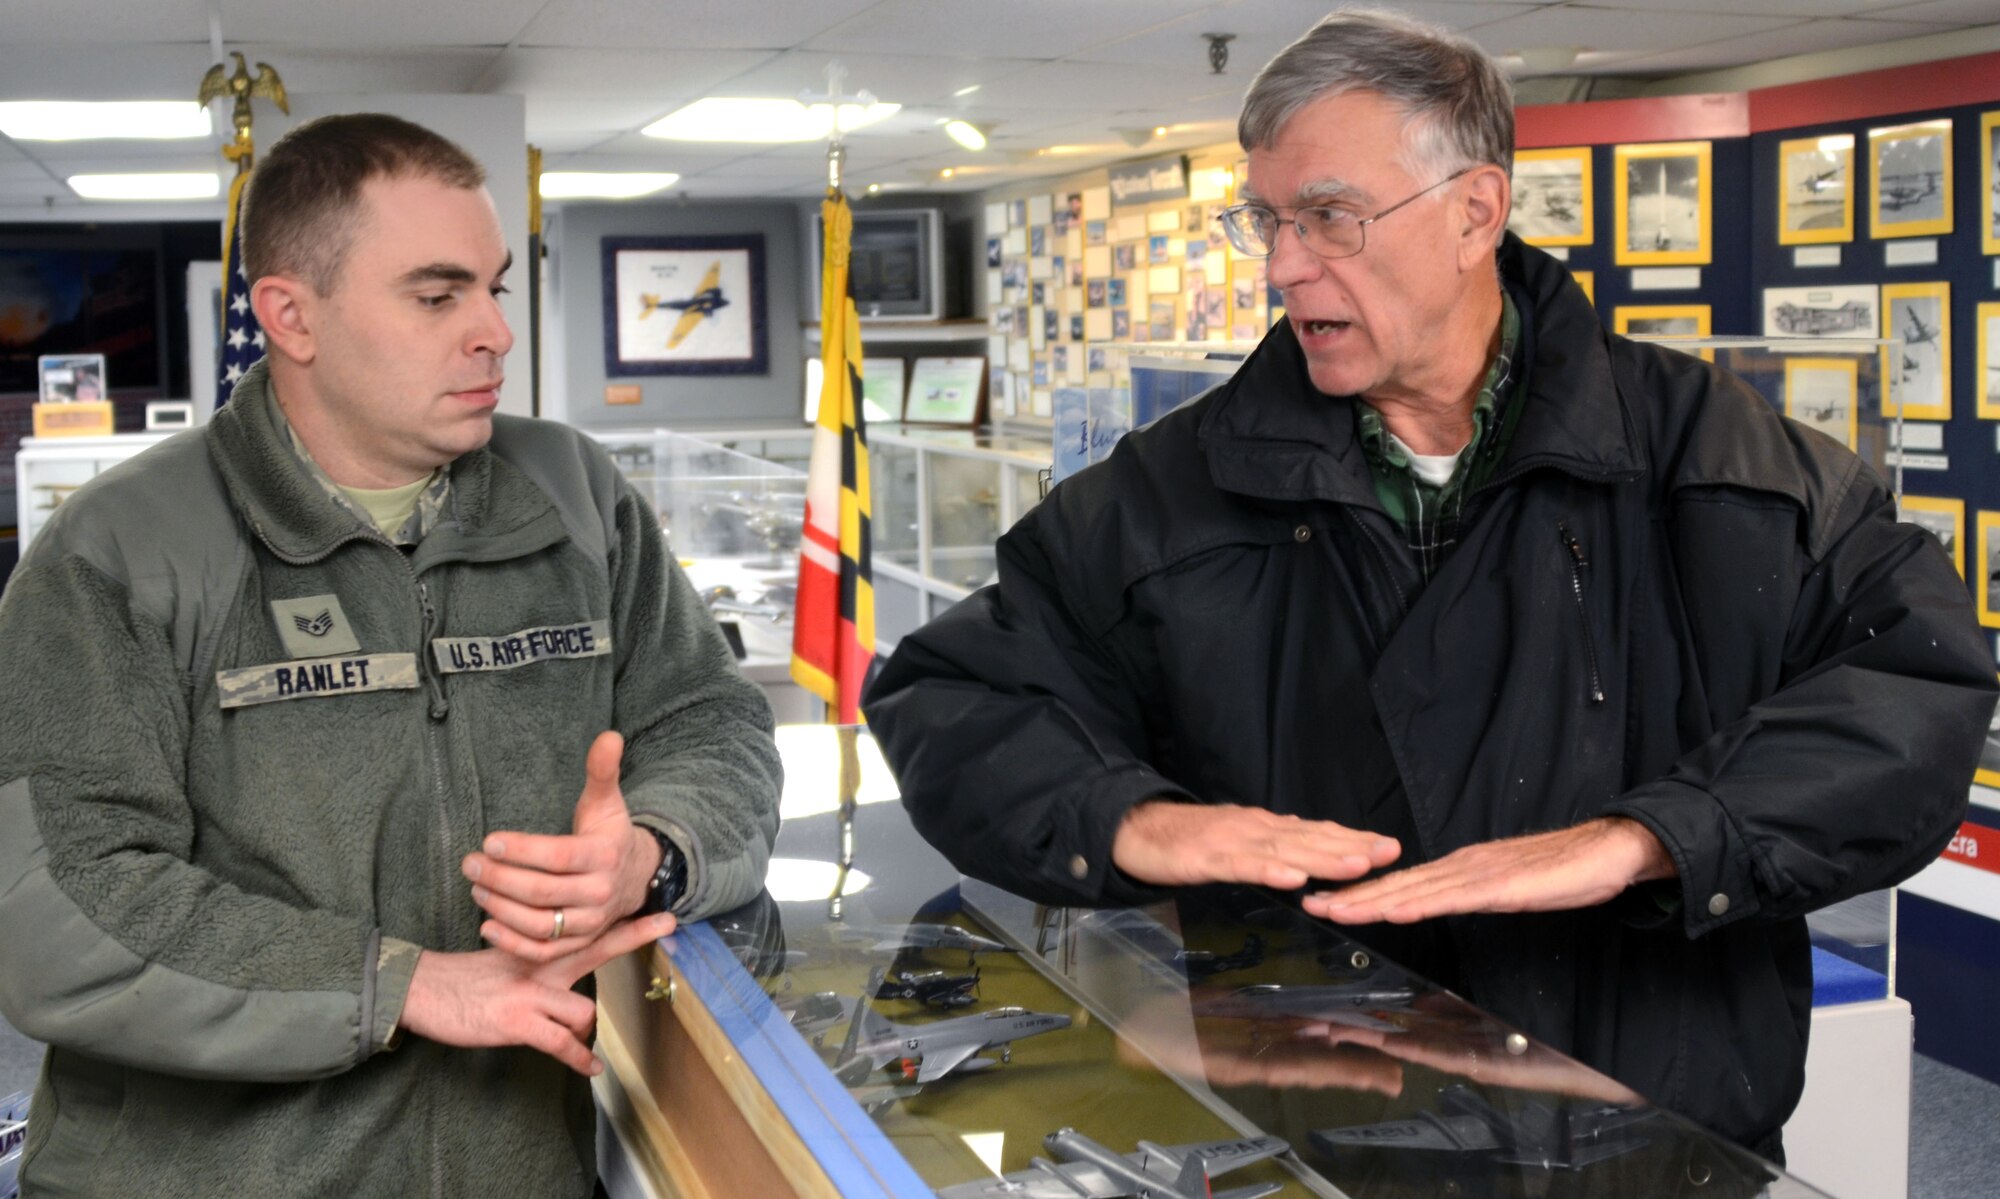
[1707,893,1730,917]
[1293,525,1311,543]
[1068,854,1089,880]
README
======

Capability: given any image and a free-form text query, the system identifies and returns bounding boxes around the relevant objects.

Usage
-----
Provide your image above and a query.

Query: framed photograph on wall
[1508,146,1593,246]
[1900,494,1965,579]
[1782,356,1859,451]
[602,235,767,376]
[1613,304,1710,337]
[1761,284,1877,339]
[1613,141,1712,266]
[1983,112,2000,255]
[1976,511,2000,630]
[1777,133,1854,246]
[1869,119,1952,240]
[1881,281,1950,420]
[1979,301,2000,418]
[905,357,986,425]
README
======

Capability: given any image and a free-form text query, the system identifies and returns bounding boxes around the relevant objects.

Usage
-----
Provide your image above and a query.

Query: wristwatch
[640,827,688,915]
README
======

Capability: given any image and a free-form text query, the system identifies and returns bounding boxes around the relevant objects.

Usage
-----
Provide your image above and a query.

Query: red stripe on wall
[1516,93,1748,148]
[1750,50,2000,133]
[1944,822,2000,877]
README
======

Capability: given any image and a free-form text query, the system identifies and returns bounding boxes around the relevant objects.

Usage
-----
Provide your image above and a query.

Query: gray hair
[1238,7,1514,181]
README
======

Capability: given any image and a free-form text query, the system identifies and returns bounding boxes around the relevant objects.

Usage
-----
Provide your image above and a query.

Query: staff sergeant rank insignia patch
[270,594,362,657]
[432,620,612,674]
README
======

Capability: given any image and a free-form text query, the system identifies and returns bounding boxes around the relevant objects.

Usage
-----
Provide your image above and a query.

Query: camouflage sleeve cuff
[370,936,422,1054]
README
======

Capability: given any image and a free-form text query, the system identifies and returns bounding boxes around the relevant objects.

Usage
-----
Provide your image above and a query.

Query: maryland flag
[217,168,266,408]
[791,190,875,722]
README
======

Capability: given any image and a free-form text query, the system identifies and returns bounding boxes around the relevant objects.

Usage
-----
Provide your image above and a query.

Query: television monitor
[813,208,943,322]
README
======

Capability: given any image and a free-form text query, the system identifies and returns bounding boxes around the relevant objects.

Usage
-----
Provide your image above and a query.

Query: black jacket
[864,237,1995,1149]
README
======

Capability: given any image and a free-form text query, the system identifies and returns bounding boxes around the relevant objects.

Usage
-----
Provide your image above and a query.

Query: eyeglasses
[1218,168,1471,260]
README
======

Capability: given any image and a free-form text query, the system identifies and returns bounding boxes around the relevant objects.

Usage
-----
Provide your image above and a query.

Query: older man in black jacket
[864,9,1994,1156]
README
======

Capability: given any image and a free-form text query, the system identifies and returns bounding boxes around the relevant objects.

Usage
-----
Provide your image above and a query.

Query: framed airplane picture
[1983,111,2000,255]
[1869,119,1952,240]
[1899,494,1965,579]
[1777,133,1854,246]
[1977,510,2000,631]
[1881,281,1951,420]
[1782,356,1859,451]
[603,234,767,376]
[1613,141,1712,266]
[1980,301,2000,419]
[1509,146,1594,247]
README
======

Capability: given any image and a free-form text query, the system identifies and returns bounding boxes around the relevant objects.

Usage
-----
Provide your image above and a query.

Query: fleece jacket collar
[1195,234,1645,507]
[208,359,567,566]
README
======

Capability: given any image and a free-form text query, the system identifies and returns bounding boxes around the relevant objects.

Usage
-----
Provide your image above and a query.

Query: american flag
[217,168,265,407]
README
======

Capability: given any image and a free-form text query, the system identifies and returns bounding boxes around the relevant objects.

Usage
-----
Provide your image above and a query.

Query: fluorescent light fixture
[944,120,987,151]
[67,172,220,200]
[643,97,898,143]
[538,172,679,199]
[0,101,212,141]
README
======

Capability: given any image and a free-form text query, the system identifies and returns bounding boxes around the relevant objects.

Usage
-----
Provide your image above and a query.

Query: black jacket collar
[1195,235,1645,504]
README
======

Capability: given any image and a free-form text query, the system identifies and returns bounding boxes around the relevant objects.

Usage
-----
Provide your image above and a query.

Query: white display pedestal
[1785,996,1912,1199]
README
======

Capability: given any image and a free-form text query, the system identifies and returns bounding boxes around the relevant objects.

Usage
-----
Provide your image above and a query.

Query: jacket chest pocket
[1556,520,1608,707]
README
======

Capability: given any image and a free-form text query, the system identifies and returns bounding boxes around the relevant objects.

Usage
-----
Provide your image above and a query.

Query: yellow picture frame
[1613,141,1712,266]
[1979,683,2000,788]
[1984,112,2000,256]
[1979,302,2000,419]
[1614,305,1711,337]
[1881,281,1951,420]
[1783,357,1859,451]
[1900,494,1965,579]
[1975,511,2000,630]
[1509,146,1594,247]
[1574,270,1595,308]
[1777,134,1854,246]
[1869,119,1953,240]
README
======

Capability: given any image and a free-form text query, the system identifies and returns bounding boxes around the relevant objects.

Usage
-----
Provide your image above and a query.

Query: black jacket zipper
[1558,521,1607,705]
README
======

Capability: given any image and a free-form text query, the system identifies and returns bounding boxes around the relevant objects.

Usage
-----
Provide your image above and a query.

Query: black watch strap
[641,827,688,915]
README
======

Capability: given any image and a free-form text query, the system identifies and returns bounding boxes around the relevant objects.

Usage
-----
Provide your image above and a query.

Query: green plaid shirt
[267,394,451,546]
[1357,291,1524,581]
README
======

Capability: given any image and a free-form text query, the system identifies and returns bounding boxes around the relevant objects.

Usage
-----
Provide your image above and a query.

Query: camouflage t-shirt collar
[265,392,450,547]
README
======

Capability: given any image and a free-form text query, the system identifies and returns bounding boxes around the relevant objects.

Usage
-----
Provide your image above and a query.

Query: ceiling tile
[970,59,1234,112]
[518,0,883,50]
[1576,0,1940,14]
[702,49,1039,108]
[0,43,215,101]
[0,0,207,43]
[526,98,683,139]
[1863,0,2000,21]
[224,44,504,93]
[216,0,545,47]
[805,0,1217,61]
[1463,7,1801,60]
[1070,0,1540,68]
[1614,17,1970,71]
[485,48,778,100]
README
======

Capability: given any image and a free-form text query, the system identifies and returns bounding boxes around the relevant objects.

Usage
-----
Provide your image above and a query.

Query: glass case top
[664,726,1831,1199]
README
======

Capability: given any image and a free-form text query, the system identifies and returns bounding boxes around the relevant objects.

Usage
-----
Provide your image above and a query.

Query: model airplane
[777,990,852,1037]
[1193,980,1417,1032]
[832,921,1016,962]
[1309,1084,1655,1172]
[637,261,727,349]
[937,1128,1291,1199]
[875,969,980,1008]
[1176,933,1265,980]
[835,1000,1070,1084]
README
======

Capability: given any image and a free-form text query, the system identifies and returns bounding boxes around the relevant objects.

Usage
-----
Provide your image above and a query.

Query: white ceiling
[1,0,1996,209]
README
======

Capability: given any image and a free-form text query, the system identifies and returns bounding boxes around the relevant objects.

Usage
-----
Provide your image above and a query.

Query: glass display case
[14,432,174,551]
[867,426,1051,647]
[597,726,1838,1199]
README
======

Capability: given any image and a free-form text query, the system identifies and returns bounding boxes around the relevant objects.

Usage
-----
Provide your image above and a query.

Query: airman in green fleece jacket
[0,114,781,1197]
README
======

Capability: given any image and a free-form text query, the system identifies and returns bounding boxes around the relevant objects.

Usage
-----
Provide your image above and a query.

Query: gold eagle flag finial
[197,51,288,174]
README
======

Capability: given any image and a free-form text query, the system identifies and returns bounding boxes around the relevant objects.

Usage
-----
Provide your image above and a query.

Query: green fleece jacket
[0,361,781,1197]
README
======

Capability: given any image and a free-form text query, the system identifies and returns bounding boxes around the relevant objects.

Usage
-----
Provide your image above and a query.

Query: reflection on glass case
[600,727,1834,1199]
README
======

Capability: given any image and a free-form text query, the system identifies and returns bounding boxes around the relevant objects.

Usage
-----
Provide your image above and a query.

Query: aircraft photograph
[1781,142,1852,235]
[936,1128,1291,1199]
[1887,290,1948,412]
[1623,154,1702,253]
[1874,127,1948,226]
[637,259,728,350]
[1879,172,1942,213]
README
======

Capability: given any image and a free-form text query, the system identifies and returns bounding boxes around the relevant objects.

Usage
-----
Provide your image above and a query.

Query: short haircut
[240,113,486,295]
[1238,7,1515,181]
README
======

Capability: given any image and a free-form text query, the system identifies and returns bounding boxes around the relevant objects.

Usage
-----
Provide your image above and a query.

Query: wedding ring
[550,908,566,940]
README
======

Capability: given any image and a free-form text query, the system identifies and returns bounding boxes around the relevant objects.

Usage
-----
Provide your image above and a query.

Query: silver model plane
[832,921,1016,959]
[1193,981,1417,1032]
[1310,1084,1655,1171]
[836,1000,1069,1084]
[937,1128,1290,1199]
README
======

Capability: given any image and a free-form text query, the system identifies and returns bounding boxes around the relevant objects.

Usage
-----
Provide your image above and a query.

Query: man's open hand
[1304,817,1675,924]
[1112,801,1402,890]
[400,911,677,1076]
[462,730,665,961]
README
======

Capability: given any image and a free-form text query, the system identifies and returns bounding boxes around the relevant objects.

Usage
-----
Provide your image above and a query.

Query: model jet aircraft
[835,1000,1070,1084]
[1176,933,1265,980]
[1310,1084,1656,1172]
[937,1128,1291,1199]
[875,969,980,1008]
[1193,981,1418,1032]
[833,921,1016,962]
[637,261,728,350]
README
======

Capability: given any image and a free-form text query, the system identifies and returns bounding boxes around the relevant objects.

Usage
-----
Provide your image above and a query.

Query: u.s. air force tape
[431,620,611,674]
[216,653,420,709]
